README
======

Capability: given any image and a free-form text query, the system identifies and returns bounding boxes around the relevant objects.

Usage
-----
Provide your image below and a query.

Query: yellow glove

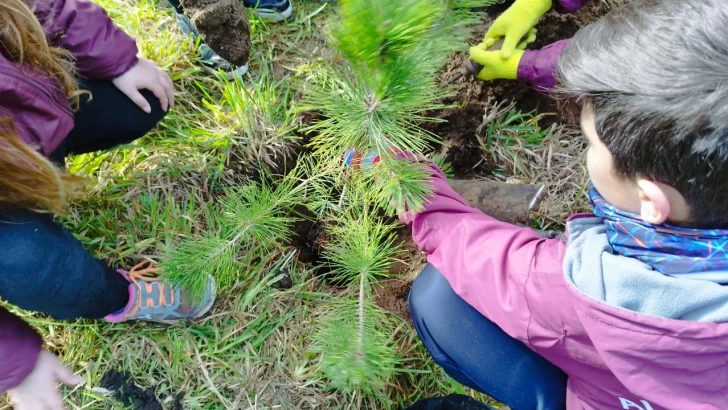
[468,47,524,81]
[483,0,552,59]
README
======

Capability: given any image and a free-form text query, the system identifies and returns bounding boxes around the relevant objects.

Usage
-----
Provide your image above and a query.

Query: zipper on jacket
[0,65,73,116]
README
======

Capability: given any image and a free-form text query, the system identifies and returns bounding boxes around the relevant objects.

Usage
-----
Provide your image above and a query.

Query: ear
[636,179,671,224]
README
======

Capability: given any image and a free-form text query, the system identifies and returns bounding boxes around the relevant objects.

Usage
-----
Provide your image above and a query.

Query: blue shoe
[174,12,249,79]
[243,0,293,22]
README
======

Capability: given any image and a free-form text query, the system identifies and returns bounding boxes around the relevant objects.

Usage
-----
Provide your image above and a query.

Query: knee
[409,265,457,343]
[138,89,168,132]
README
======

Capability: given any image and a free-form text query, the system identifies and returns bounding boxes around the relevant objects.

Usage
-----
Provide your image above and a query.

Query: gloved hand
[468,46,524,81]
[483,0,552,59]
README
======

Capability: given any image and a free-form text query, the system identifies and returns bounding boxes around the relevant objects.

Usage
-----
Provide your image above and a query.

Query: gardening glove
[483,0,552,59]
[468,47,524,81]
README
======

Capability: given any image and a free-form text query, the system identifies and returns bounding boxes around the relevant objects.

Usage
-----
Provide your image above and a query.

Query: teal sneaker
[105,262,216,324]
[243,0,293,22]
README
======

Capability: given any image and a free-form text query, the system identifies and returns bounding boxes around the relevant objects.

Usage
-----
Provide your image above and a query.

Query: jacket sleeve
[517,39,570,92]
[32,0,139,79]
[400,161,567,343]
[553,0,590,13]
[0,306,42,393]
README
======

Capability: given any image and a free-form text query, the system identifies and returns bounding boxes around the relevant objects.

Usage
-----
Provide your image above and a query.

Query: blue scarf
[589,186,728,280]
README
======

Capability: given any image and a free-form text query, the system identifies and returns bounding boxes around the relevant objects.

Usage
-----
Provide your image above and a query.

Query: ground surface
[1,0,612,408]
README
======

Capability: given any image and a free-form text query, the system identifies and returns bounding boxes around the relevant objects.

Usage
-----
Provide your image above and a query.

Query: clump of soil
[436,3,610,177]
[100,370,184,410]
[374,278,414,325]
[181,0,250,66]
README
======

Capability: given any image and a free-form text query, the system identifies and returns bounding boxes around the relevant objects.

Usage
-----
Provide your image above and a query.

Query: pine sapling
[311,191,401,393]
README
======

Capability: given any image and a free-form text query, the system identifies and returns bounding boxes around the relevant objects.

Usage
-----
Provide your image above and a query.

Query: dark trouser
[0,79,166,320]
[409,265,568,410]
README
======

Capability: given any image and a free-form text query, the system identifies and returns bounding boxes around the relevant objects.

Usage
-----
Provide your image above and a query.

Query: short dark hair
[557,0,728,228]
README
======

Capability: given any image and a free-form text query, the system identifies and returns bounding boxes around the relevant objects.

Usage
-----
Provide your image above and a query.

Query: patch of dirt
[375,226,426,324]
[374,278,414,325]
[434,2,609,177]
[181,0,250,66]
[100,370,184,410]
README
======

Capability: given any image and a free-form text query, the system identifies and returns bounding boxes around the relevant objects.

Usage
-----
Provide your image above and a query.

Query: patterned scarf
[589,186,728,278]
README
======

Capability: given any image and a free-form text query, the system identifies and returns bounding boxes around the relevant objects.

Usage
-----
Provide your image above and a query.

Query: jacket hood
[563,216,728,410]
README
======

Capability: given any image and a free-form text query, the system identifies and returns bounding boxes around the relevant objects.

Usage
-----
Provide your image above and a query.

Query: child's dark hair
[557,0,728,228]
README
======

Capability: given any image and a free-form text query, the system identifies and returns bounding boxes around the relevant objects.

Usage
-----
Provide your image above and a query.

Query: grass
[0,0,592,408]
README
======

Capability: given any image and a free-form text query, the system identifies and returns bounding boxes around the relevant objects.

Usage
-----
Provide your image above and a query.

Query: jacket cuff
[0,310,43,393]
[553,0,590,13]
[517,49,539,84]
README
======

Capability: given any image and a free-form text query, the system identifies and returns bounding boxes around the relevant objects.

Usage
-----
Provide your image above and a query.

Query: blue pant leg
[0,210,129,319]
[409,264,568,410]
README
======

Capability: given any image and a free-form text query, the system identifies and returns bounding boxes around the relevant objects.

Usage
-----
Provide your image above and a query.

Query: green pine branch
[163,163,322,301]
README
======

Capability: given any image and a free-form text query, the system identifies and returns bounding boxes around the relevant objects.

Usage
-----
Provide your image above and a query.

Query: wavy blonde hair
[0,0,83,213]
[0,120,82,214]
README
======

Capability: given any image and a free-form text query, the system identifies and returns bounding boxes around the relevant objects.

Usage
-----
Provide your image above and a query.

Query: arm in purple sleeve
[0,306,42,393]
[32,0,139,80]
[553,0,591,13]
[516,39,570,92]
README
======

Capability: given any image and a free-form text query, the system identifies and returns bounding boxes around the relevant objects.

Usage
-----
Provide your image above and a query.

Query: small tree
[302,0,494,394]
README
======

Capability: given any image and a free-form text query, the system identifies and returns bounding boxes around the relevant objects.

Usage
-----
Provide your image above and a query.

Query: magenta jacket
[402,162,728,410]
[0,0,138,393]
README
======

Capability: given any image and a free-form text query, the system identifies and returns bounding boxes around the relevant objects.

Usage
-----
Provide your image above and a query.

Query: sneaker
[174,12,249,80]
[105,262,216,324]
[243,0,293,22]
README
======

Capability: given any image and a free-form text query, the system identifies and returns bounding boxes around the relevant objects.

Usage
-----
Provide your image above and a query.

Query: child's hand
[8,350,81,410]
[483,0,552,59]
[112,58,175,113]
[468,47,525,81]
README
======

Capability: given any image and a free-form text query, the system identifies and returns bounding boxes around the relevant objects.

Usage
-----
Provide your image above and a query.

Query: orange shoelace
[125,262,173,317]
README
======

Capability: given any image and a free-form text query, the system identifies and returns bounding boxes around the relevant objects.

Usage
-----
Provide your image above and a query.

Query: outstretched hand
[483,0,552,59]
[9,350,81,410]
[112,58,175,113]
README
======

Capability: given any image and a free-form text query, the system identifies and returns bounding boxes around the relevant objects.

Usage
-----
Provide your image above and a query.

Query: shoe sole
[202,63,250,80]
[253,3,293,22]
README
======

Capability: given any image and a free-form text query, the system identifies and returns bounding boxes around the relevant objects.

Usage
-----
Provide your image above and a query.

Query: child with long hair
[0,1,214,408]
[354,0,728,409]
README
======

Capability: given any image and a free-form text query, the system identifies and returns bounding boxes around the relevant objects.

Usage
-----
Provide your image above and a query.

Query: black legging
[50,79,166,164]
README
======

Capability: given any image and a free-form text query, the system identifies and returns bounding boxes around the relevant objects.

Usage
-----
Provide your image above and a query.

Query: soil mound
[181,0,251,66]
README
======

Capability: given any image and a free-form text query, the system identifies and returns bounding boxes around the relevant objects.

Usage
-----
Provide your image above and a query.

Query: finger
[482,21,505,43]
[483,38,497,49]
[468,46,492,66]
[500,32,522,59]
[54,364,81,387]
[147,81,169,113]
[161,73,175,109]
[526,28,538,44]
[123,88,152,114]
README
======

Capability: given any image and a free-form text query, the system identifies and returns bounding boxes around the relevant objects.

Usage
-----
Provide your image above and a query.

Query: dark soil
[181,0,250,66]
[435,3,609,177]
[374,278,414,325]
[100,370,184,410]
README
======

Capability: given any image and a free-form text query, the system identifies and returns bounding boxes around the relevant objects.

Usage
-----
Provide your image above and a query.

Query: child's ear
[636,179,671,224]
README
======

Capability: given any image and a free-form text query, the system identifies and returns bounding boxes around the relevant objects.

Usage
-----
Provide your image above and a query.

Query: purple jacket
[1,0,139,156]
[0,0,138,393]
[402,162,728,410]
